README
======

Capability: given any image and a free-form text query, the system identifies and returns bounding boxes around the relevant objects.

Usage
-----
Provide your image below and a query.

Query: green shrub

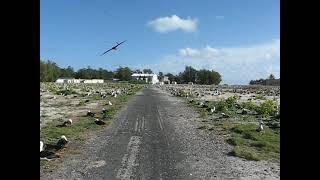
[255,99,277,117]
[216,99,228,112]
[242,101,258,111]
[225,96,238,108]
[178,89,187,97]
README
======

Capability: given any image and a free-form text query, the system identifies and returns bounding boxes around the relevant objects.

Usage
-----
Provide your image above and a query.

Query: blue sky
[41,0,280,84]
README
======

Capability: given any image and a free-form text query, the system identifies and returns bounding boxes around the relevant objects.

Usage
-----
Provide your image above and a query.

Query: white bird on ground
[256,120,264,132]
[40,141,44,152]
[211,107,216,113]
[108,101,112,106]
[40,142,61,160]
[62,119,72,126]
[114,93,117,98]
[95,118,106,125]
[87,110,95,117]
[56,135,68,149]
[242,108,249,115]
[221,112,230,118]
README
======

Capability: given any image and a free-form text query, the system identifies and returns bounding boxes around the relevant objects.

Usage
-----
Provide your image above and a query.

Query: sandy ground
[40,82,134,129]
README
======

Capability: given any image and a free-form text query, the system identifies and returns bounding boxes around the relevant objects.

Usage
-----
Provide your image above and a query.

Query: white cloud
[147,15,198,33]
[143,39,280,85]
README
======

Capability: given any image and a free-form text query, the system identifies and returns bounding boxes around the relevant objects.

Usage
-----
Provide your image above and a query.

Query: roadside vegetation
[183,94,280,161]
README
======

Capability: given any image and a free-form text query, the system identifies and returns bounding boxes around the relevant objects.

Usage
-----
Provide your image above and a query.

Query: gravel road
[41,86,279,180]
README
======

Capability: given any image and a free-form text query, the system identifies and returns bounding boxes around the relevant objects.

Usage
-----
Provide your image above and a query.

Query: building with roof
[131,73,159,84]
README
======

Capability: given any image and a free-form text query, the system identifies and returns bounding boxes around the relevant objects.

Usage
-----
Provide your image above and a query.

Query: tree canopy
[249,74,279,86]
[143,69,153,74]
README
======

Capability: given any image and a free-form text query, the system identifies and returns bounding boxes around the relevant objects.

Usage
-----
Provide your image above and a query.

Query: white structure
[162,76,170,84]
[131,73,159,84]
[56,78,104,84]
[83,79,104,83]
[73,79,81,83]
[56,77,78,83]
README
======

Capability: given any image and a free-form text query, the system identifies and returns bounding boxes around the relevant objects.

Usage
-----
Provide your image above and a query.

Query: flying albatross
[100,40,126,56]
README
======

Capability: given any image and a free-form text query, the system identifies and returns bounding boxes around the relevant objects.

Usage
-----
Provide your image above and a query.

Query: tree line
[159,66,222,85]
[40,60,152,82]
[249,74,280,86]
[40,60,222,85]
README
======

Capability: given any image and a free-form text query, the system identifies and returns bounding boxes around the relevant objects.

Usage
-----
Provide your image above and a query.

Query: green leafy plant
[255,99,277,117]
[242,101,258,111]
[216,99,228,112]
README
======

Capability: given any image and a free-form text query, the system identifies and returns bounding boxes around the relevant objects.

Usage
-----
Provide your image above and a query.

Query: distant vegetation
[249,74,280,86]
[40,60,114,82]
[163,66,222,85]
[40,60,222,85]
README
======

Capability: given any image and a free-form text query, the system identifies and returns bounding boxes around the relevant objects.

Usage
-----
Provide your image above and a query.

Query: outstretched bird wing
[115,40,126,47]
[100,48,113,56]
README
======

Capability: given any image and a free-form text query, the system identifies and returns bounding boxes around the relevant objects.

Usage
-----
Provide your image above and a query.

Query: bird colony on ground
[40,82,141,160]
[156,84,280,131]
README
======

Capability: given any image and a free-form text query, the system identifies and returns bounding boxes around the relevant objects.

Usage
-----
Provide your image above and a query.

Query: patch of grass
[197,124,208,130]
[90,95,102,100]
[227,123,280,161]
[230,146,262,161]
[199,108,208,118]
[55,89,78,96]
[242,101,258,111]
[255,94,267,100]
[227,136,246,146]
[118,94,129,102]
[40,117,102,145]
[222,121,237,131]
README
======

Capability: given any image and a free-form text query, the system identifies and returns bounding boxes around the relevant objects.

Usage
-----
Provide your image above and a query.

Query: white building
[131,73,159,84]
[55,78,104,84]
[55,77,77,83]
[83,79,104,83]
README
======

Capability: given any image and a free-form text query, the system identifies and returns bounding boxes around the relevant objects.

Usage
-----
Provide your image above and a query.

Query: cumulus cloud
[147,15,198,33]
[143,39,280,85]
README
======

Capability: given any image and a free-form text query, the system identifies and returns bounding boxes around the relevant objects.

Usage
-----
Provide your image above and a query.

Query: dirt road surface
[41,86,280,180]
